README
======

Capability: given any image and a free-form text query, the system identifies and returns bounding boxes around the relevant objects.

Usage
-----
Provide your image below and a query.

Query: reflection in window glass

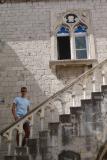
[75,36,87,59]
[76,50,87,59]
[74,23,87,33]
[57,26,70,37]
[75,37,86,49]
[74,23,88,59]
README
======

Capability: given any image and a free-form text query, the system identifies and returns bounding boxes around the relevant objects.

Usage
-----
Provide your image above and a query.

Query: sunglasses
[21,90,27,92]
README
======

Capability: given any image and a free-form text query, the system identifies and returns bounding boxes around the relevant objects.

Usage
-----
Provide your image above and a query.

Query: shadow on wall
[0,40,47,131]
[58,150,81,160]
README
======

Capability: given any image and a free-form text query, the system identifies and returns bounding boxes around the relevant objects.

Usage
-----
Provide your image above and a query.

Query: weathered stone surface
[39,131,48,150]
[62,124,74,145]
[4,156,15,160]
[39,131,49,160]
[70,107,82,114]
[27,139,37,155]
[81,99,93,107]
[91,92,104,100]
[4,156,29,160]
[15,147,27,155]
[15,155,29,160]
[48,122,59,136]
[58,150,81,160]
[27,139,37,147]
[101,85,107,93]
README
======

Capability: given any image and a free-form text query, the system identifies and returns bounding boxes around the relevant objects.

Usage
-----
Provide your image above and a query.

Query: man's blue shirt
[13,97,31,117]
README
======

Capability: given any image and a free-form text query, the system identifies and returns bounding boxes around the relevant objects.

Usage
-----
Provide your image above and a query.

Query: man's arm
[12,103,19,121]
[27,106,30,113]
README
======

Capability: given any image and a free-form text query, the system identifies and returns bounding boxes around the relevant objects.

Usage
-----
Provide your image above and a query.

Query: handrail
[0,58,107,136]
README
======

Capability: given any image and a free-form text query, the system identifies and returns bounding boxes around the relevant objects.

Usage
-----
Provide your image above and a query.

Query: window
[74,23,88,59]
[57,26,71,60]
[56,23,89,60]
[50,12,96,62]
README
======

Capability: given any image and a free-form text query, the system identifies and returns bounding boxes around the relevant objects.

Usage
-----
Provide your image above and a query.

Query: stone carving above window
[63,13,79,24]
[51,10,91,32]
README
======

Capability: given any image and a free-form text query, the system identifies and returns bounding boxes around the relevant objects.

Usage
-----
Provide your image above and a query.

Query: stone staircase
[1,59,107,160]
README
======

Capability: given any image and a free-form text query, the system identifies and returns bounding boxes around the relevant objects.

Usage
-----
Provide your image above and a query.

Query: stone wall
[0,0,107,129]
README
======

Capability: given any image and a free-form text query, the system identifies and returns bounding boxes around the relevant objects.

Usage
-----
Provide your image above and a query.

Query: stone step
[15,155,29,160]
[27,139,37,155]
[70,106,82,114]
[59,114,71,123]
[39,131,49,138]
[15,147,27,155]
[101,85,107,93]
[48,122,59,136]
[27,139,37,147]
[81,99,93,107]
[4,155,29,160]
[39,131,48,151]
[91,92,104,100]
[4,156,14,160]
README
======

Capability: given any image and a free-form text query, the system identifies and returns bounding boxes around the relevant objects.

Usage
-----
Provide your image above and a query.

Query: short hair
[21,87,27,92]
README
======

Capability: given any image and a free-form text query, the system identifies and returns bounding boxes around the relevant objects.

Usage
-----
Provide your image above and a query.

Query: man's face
[21,88,27,97]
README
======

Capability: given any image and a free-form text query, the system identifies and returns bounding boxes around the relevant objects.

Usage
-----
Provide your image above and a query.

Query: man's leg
[22,122,30,146]
[16,130,19,146]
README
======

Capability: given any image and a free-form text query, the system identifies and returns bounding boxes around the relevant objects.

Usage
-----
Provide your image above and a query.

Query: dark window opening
[57,36,71,60]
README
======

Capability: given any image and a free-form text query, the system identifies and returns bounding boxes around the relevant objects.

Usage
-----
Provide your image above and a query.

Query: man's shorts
[23,121,30,129]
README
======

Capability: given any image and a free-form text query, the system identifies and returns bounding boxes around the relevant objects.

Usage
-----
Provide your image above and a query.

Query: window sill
[49,59,98,69]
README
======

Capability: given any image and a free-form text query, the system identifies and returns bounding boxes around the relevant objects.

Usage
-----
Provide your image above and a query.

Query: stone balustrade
[1,59,107,156]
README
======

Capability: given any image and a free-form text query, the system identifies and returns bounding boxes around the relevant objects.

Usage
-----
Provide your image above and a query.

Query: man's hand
[12,103,20,121]
[14,116,20,121]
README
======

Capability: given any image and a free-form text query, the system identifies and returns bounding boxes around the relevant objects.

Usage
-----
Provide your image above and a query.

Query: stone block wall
[0,0,107,129]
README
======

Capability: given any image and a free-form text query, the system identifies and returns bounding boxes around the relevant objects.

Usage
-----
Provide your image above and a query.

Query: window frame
[57,35,71,60]
[51,24,95,61]
[56,25,71,60]
[50,11,96,69]
[73,32,89,59]
[56,24,90,61]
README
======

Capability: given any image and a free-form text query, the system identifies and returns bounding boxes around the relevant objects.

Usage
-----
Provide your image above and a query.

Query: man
[12,87,31,146]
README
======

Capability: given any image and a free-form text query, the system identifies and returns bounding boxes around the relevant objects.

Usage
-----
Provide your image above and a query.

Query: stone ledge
[49,59,97,69]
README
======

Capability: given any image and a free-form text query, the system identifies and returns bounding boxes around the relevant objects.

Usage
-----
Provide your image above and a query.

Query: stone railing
[1,58,107,155]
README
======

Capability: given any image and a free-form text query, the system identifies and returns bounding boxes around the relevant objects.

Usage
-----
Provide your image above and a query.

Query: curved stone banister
[0,58,107,140]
